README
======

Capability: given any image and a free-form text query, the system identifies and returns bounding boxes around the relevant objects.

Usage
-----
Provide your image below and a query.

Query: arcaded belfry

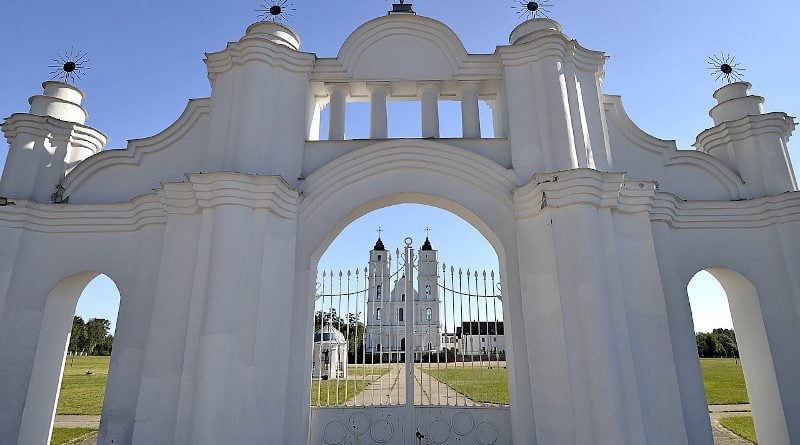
[0,3,798,445]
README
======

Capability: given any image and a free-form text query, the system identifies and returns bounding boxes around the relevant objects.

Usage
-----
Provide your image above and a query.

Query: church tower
[365,237,390,354]
[417,237,442,353]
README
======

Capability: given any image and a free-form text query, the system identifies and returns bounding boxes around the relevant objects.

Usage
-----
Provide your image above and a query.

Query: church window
[401,293,405,301]
[376,308,381,320]
[425,284,431,299]
[426,308,432,321]
[377,285,382,298]
[399,308,404,322]
[377,254,381,261]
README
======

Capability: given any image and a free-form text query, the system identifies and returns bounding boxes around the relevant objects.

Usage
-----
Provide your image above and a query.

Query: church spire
[373,237,387,251]
[421,237,433,251]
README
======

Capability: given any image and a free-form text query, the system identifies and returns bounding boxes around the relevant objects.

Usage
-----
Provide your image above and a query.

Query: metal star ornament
[48,49,89,83]
[707,53,746,84]
[513,0,553,20]
[256,0,295,23]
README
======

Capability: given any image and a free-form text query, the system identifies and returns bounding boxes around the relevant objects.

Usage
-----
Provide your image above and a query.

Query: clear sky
[2,1,797,334]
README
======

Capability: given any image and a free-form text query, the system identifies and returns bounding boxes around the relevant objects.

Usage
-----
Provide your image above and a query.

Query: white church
[365,237,442,360]
[0,2,798,444]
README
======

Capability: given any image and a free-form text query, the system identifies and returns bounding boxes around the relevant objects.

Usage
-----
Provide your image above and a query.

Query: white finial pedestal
[695,82,797,198]
[244,21,301,50]
[0,82,106,201]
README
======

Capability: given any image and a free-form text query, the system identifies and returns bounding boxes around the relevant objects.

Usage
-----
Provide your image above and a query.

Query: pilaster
[513,169,688,445]
[500,19,611,177]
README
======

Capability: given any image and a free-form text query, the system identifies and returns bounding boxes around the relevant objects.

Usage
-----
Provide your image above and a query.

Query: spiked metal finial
[707,53,746,84]
[48,50,89,83]
[257,1,295,23]
[389,0,414,13]
[513,0,553,20]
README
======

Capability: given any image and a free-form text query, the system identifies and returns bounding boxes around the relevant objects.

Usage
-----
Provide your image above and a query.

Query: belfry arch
[0,4,798,445]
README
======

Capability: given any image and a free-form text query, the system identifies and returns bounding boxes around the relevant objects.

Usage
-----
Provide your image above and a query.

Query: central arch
[292,139,535,442]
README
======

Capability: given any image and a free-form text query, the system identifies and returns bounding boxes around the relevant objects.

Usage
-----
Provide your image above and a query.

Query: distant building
[456,321,505,356]
[365,237,442,360]
[311,326,348,379]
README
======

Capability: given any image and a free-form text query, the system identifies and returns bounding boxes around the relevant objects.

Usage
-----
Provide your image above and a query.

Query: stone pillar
[326,83,348,141]
[512,169,690,445]
[0,81,106,202]
[500,19,612,177]
[419,83,440,138]
[460,82,482,138]
[204,21,313,184]
[368,83,390,139]
[694,82,797,199]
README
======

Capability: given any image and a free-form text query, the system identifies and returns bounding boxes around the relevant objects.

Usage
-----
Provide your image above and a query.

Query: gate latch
[416,430,425,442]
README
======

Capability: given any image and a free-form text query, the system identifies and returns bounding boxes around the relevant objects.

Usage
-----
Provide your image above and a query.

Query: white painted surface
[0,13,797,445]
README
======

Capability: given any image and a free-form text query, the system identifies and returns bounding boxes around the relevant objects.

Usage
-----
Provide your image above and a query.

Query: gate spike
[322,270,327,278]
[355,268,360,277]
[490,270,495,278]
[339,270,343,277]
[347,270,351,277]
[483,270,487,278]
[458,267,462,276]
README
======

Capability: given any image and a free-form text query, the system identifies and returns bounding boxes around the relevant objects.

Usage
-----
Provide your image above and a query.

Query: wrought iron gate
[309,238,511,444]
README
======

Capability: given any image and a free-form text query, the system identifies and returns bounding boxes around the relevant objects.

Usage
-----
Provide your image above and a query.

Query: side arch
[17,272,121,445]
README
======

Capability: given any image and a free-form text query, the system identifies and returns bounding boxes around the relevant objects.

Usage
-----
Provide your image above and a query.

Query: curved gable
[337,14,469,80]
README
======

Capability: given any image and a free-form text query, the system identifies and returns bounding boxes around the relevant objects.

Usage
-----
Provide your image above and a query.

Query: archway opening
[19,273,121,445]
[309,203,509,409]
[687,268,788,444]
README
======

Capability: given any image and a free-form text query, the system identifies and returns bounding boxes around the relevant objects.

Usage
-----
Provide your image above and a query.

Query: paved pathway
[709,404,753,445]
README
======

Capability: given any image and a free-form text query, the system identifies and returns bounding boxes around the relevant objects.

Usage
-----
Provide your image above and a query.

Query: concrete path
[54,415,100,428]
[349,363,477,406]
[708,404,753,445]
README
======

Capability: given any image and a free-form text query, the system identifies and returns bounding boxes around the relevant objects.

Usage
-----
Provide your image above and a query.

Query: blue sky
[2,1,797,334]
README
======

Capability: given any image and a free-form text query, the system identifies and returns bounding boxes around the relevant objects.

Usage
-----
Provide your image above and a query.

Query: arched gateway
[0,5,798,445]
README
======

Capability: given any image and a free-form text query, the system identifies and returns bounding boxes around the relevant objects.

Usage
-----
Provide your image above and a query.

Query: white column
[368,83,390,139]
[418,83,440,138]
[460,82,482,138]
[326,83,348,141]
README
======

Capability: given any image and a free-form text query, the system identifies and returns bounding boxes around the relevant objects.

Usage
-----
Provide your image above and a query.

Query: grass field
[57,356,110,415]
[700,358,749,405]
[311,365,390,406]
[720,416,757,443]
[50,427,96,445]
[424,366,509,405]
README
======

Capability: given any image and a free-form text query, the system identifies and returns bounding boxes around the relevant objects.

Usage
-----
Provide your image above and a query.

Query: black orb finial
[257,1,295,23]
[513,0,553,20]
[707,53,746,84]
[48,49,89,84]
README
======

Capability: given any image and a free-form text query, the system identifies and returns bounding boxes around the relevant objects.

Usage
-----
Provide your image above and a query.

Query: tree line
[696,328,738,358]
[69,316,114,356]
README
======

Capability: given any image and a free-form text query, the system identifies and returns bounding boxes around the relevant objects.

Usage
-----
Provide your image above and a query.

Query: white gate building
[0,3,798,445]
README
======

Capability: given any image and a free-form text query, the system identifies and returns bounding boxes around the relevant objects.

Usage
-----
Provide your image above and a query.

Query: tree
[85,318,112,356]
[69,316,88,354]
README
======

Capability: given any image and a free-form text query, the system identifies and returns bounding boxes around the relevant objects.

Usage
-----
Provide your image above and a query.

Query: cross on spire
[377,227,383,238]
[425,226,431,238]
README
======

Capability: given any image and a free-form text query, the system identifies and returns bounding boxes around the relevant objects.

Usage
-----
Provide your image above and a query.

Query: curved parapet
[602,95,745,200]
[63,98,212,203]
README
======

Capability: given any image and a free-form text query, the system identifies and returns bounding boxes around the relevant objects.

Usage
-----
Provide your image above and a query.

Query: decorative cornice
[497,34,606,75]
[205,35,315,81]
[514,169,657,220]
[0,194,165,233]
[157,173,299,219]
[62,98,211,196]
[2,113,107,152]
[694,112,796,153]
[650,191,800,229]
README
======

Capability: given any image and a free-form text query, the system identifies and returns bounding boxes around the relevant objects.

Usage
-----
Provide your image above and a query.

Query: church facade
[0,4,798,445]
[365,237,442,359]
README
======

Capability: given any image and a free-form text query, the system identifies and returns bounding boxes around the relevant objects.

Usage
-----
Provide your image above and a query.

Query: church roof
[421,237,434,251]
[373,237,387,251]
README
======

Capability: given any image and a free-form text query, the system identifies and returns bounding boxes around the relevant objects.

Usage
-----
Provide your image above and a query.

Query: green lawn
[311,379,373,406]
[57,356,110,415]
[700,358,749,405]
[720,416,757,443]
[50,427,96,445]
[424,366,509,405]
